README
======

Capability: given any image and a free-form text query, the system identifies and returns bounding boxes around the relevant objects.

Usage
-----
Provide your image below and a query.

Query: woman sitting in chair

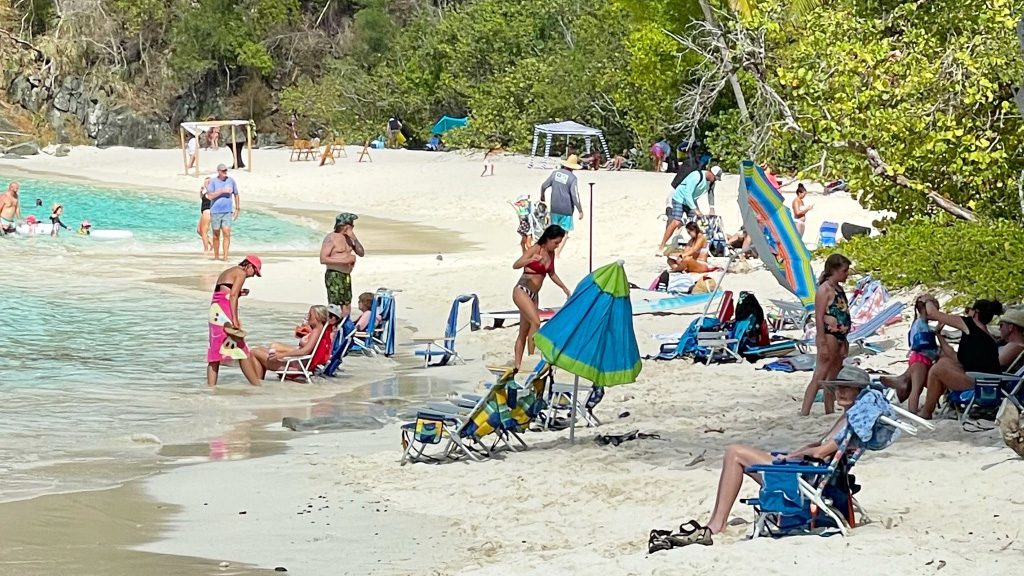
[664,221,715,274]
[918,297,1002,419]
[252,305,336,380]
[655,369,868,550]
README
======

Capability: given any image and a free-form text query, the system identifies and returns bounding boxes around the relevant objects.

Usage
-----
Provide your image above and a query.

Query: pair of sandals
[648,520,713,553]
[594,430,661,446]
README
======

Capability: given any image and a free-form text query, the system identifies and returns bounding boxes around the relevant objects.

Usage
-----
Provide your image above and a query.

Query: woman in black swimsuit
[511,225,571,372]
[197,177,212,254]
[918,298,1002,419]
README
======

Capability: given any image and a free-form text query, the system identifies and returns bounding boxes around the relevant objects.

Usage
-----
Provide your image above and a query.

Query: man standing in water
[320,213,365,318]
[539,155,584,255]
[0,181,21,234]
[205,164,241,261]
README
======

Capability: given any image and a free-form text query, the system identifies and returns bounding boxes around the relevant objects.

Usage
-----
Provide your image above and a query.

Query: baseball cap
[327,304,344,321]
[242,254,263,276]
[216,163,228,171]
[710,166,724,180]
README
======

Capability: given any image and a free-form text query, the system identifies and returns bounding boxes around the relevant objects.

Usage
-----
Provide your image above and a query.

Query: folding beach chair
[413,294,480,367]
[769,299,813,331]
[352,289,396,357]
[818,221,839,248]
[399,372,519,465]
[947,360,1024,424]
[543,379,603,431]
[274,326,331,383]
[742,384,932,538]
[796,301,905,355]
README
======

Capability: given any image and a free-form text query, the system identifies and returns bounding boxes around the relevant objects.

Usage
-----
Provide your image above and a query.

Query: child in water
[50,204,69,237]
[78,219,91,235]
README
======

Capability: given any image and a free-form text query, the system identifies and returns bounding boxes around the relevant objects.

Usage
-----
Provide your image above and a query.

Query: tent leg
[246,123,253,172]
[528,129,540,169]
[179,127,188,175]
[543,134,552,170]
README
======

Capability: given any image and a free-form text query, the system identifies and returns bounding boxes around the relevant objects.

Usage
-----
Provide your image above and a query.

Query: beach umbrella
[534,260,642,442]
[738,160,816,309]
[430,116,469,135]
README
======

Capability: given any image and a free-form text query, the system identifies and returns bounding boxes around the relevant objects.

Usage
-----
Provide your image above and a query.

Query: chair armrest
[966,372,1020,383]
[411,336,447,343]
[747,463,831,475]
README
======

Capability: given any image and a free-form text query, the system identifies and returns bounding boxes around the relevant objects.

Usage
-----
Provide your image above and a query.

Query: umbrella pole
[588,183,594,272]
[569,375,580,444]
[697,252,737,325]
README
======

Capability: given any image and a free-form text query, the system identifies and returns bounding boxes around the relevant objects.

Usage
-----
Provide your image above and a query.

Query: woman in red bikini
[512,225,572,371]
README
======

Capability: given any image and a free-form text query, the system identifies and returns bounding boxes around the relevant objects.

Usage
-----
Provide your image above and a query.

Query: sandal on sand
[666,520,713,547]
[223,323,247,340]
[648,529,673,554]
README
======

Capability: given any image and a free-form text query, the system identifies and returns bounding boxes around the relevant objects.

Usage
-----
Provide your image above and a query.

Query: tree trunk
[698,0,749,122]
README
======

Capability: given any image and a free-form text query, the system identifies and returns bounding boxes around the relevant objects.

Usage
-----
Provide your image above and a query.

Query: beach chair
[543,380,603,430]
[818,221,839,248]
[274,326,331,383]
[400,372,518,465]
[947,361,1024,424]
[453,362,553,449]
[742,384,932,538]
[352,290,396,357]
[797,301,905,355]
[413,294,480,367]
[769,299,813,331]
[289,139,316,161]
[319,140,336,166]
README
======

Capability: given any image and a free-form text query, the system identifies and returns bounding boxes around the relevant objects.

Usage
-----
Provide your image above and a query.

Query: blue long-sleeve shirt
[671,170,710,210]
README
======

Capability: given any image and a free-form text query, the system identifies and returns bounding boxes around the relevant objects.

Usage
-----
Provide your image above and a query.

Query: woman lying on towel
[252,305,339,380]
[653,371,867,550]
[664,221,715,274]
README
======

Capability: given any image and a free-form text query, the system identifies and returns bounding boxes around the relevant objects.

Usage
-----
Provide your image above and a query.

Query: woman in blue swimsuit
[801,253,852,415]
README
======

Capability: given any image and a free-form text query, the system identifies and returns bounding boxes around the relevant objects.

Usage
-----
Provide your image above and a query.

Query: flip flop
[223,323,247,340]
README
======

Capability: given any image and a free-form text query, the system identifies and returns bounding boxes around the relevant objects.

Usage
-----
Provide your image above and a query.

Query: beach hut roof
[180,120,250,136]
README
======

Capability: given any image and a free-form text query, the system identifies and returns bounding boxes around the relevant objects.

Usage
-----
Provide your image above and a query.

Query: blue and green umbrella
[430,116,468,135]
[534,260,641,441]
[738,160,816,309]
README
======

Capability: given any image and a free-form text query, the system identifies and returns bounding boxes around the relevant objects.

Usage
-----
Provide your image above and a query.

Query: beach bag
[692,277,717,294]
[735,291,768,346]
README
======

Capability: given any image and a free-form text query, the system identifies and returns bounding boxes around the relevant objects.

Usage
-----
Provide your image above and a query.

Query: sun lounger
[414,294,480,367]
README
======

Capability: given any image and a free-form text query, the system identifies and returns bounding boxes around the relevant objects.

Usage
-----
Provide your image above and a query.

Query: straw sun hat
[561,154,582,170]
[1000,307,1024,329]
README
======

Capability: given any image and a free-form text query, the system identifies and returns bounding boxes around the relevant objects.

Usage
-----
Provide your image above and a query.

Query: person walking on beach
[658,166,722,252]
[197,177,213,253]
[1,181,21,234]
[205,164,241,261]
[539,156,584,255]
[207,255,264,388]
[801,253,852,416]
[481,145,502,177]
[511,225,572,372]
[320,213,365,318]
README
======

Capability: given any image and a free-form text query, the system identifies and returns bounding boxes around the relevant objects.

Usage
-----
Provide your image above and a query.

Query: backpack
[734,291,769,348]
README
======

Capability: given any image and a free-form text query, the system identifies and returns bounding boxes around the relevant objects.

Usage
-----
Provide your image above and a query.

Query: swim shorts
[669,200,691,223]
[211,212,233,231]
[908,351,935,368]
[325,269,352,306]
[550,212,574,232]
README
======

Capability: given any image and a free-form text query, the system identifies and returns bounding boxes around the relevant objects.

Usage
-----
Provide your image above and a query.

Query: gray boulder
[5,140,40,155]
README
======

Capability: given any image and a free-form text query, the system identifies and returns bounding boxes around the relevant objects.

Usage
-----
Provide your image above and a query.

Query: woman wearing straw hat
[539,155,584,255]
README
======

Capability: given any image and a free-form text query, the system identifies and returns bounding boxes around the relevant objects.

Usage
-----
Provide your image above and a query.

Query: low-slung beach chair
[413,294,480,367]
[769,299,813,331]
[948,361,1024,424]
[818,221,839,248]
[352,290,396,357]
[289,139,317,161]
[797,301,905,355]
[742,385,932,538]
[274,326,331,383]
[400,378,508,465]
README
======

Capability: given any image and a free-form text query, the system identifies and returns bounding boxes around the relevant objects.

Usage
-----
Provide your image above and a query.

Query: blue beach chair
[947,361,1024,424]
[322,290,395,377]
[413,294,480,367]
[742,384,931,538]
[818,221,839,248]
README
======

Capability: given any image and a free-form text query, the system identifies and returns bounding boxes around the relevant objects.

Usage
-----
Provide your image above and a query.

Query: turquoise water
[4,175,319,249]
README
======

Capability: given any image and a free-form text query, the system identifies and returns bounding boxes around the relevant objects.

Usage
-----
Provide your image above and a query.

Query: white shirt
[186,137,197,155]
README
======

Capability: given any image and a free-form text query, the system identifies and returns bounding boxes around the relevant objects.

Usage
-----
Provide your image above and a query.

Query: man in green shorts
[320,212,365,318]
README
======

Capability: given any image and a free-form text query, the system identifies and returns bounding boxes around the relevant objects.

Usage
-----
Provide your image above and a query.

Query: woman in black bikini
[511,225,571,371]
[801,253,852,416]
[918,298,1002,419]
[197,177,212,254]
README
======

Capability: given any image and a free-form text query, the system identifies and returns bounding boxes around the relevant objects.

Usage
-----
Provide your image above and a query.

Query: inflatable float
[14,222,133,239]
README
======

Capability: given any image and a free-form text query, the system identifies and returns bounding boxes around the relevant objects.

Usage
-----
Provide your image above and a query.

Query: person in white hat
[204,163,242,260]
[539,155,584,254]
[659,165,722,252]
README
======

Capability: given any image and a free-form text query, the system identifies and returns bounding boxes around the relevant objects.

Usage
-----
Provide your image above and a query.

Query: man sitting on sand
[659,367,869,548]
[320,213,365,318]
[1,181,21,234]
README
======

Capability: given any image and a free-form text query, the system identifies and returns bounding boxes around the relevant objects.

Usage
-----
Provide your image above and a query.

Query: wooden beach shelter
[179,120,253,176]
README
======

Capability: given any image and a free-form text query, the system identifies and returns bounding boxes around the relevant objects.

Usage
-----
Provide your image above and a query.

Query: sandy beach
[2,147,1021,575]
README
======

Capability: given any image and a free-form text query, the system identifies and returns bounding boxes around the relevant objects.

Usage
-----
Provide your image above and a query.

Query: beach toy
[88,229,133,240]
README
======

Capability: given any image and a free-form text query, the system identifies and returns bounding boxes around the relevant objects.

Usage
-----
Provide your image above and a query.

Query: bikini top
[525,256,554,275]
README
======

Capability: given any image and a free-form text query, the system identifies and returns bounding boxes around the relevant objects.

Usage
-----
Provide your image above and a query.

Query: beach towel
[842,388,900,450]
[207,292,250,362]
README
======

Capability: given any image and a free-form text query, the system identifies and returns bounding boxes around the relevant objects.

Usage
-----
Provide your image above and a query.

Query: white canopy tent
[179,120,253,176]
[528,120,611,169]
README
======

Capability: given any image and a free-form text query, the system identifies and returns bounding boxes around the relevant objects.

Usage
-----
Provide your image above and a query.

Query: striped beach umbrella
[738,160,816,309]
[534,260,641,442]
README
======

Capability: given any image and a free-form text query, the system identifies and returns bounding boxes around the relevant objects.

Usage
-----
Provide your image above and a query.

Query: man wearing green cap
[320,212,364,317]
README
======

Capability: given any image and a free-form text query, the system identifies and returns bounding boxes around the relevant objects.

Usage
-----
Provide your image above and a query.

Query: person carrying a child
[881,295,941,413]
